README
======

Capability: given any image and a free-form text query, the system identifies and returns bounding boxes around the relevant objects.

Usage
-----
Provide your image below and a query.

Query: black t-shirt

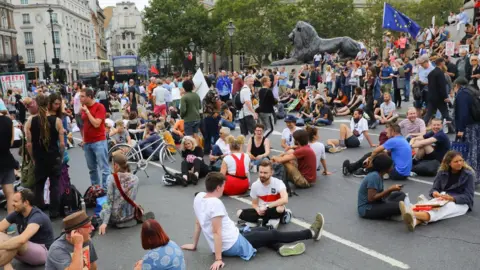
[128,86,137,105]
[320,106,334,122]
[182,146,204,159]
[446,170,461,190]
[6,207,54,248]
[258,88,275,113]
[0,116,16,172]
[423,130,451,161]
[30,115,60,161]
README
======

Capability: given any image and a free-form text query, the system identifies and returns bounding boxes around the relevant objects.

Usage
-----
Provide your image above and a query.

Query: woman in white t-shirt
[210,127,232,171]
[306,126,331,175]
[220,135,250,196]
[324,65,335,94]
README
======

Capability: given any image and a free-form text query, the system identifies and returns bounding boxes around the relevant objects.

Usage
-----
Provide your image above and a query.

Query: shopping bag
[451,138,469,158]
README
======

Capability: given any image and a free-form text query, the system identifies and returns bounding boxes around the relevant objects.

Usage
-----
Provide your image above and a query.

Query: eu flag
[382,3,421,37]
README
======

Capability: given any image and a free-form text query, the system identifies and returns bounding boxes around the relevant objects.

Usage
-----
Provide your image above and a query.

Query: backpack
[234,93,243,110]
[83,185,106,208]
[59,184,83,217]
[465,86,480,122]
[412,82,423,101]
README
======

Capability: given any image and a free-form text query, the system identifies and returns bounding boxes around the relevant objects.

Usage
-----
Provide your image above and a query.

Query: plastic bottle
[443,119,448,133]
[81,198,86,212]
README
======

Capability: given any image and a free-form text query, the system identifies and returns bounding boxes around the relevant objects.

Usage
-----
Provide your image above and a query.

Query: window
[53,31,60,44]
[52,13,58,23]
[132,43,135,49]
[131,34,135,40]
[55,48,60,58]
[127,43,130,49]
[24,32,33,45]
[1,11,6,29]
[26,49,35,63]
[22,14,30,24]
[122,44,125,49]
[21,0,28,4]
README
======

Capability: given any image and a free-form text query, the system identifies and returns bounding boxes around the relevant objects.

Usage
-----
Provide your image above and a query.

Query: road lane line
[231,195,410,269]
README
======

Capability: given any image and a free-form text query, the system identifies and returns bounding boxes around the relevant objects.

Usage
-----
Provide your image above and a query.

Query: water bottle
[443,119,448,133]
[81,198,86,212]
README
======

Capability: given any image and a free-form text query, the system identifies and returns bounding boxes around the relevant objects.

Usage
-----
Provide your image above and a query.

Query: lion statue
[271,21,363,66]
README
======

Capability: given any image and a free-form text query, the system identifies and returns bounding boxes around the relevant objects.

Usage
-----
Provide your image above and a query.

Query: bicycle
[108,129,177,177]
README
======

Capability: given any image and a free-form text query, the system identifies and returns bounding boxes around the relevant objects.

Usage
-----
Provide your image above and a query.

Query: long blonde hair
[226,135,245,151]
[180,136,197,151]
[439,150,473,172]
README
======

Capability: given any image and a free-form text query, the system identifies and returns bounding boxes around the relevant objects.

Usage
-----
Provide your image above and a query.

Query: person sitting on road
[399,151,475,232]
[181,172,325,267]
[0,189,54,270]
[45,211,98,269]
[306,126,332,175]
[221,135,250,196]
[137,123,161,160]
[247,124,271,172]
[181,136,209,186]
[134,219,186,270]
[327,109,376,152]
[156,122,176,154]
[272,130,316,189]
[332,89,349,111]
[357,153,406,220]
[237,160,291,229]
[374,93,398,124]
[410,118,451,163]
[110,120,135,147]
[335,87,363,116]
[281,115,301,152]
[344,123,412,180]
[209,127,231,171]
[398,107,426,140]
[99,154,143,234]
[220,104,235,130]
[171,119,184,144]
[313,98,333,126]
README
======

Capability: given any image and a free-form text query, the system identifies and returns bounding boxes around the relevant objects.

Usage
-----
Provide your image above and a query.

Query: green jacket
[180,92,201,123]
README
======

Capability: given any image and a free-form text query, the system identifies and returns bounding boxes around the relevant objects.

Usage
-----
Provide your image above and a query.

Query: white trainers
[266,219,280,229]
[417,194,428,203]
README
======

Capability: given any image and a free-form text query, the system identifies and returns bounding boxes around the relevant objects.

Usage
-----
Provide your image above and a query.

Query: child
[219,104,235,130]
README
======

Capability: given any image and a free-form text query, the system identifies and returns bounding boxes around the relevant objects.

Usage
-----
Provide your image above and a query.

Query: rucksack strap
[230,154,246,178]
[113,173,139,209]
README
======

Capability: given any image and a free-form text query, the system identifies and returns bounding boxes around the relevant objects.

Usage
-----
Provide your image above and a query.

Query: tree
[140,0,212,67]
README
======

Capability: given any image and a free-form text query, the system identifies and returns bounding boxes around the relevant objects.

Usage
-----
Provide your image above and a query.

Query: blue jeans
[316,118,332,125]
[404,79,411,100]
[220,119,236,130]
[84,140,111,188]
[326,82,333,93]
[251,157,269,168]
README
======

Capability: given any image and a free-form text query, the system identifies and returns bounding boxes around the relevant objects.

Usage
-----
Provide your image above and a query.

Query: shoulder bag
[112,173,145,223]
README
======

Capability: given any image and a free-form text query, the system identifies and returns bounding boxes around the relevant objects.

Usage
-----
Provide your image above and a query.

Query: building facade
[0,0,17,73]
[88,0,107,60]
[105,1,144,59]
[13,0,96,82]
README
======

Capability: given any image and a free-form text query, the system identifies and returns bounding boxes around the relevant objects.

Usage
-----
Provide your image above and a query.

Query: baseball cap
[416,55,429,64]
[284,115,297,123]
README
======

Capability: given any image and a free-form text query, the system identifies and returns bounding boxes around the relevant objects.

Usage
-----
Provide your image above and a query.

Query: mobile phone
[398,184,405,188]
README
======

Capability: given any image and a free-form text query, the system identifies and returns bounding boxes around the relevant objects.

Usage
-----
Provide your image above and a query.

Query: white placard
[192,68,209,101]
[445,41,455,56]
[459,45,470,54]
[0,73,28,97]
[171,87,181,100]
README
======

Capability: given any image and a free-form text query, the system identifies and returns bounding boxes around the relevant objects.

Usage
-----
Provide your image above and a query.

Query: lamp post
[43,40,47,61]
[226,20,236,72]
[188,39,195,72]
[47,7,59,81]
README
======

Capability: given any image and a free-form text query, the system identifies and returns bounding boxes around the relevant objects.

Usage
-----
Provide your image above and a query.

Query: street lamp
[47,7,59,81]
[188,39,195,52]
[226,20,236,72]
[43,40,47,61]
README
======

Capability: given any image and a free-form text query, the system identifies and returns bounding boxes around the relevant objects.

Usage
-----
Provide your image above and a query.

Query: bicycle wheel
[159,143,177,165]
[108,144,140,165]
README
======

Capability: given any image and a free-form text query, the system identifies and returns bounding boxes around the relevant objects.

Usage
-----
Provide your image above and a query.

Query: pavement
[9,115,480,270]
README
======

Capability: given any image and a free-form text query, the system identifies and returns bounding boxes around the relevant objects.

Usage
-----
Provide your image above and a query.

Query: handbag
[112,173,145,223]
[451,137,469,158]
[20,138,35,189]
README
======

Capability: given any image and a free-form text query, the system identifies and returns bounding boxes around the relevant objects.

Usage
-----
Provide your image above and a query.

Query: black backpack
[465,86,480,122]
[234,93,243,110]
[59,184,83,217]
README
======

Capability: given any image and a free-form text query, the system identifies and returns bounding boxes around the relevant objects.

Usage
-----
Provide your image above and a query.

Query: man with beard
[0,189,54,270]
[236,160,291,229]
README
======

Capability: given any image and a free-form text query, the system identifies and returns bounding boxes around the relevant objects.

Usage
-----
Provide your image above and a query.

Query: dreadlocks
[35,95,51,150]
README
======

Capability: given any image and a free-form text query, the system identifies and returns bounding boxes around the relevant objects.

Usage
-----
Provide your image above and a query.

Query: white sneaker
[417,194,428,203]
[245,222,259,228]
[266,219,280,229]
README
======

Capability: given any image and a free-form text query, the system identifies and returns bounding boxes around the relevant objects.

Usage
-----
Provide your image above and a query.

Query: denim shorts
[184,120,200,136]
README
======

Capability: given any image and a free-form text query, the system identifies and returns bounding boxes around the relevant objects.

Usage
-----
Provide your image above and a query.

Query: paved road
[12,116,480,270]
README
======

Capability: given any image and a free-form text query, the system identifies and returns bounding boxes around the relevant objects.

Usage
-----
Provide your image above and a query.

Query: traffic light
[44,61,51,79]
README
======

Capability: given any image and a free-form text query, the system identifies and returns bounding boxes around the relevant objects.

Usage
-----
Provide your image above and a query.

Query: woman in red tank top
[220,135,251,196]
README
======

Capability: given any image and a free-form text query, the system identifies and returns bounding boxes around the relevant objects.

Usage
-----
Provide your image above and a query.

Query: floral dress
[100,172,139,225]
[142,241,186,270]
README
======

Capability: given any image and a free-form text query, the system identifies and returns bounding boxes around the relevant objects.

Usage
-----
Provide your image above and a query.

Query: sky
[98,0,148,10]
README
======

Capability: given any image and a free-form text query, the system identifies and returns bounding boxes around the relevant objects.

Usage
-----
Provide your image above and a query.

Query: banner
[0,73,28,97]
[445,42,455,56]
[459,45,470,54]
[192,68,209,101]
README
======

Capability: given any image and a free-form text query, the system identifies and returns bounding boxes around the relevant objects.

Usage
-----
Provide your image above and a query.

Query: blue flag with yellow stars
[382,3,421,37]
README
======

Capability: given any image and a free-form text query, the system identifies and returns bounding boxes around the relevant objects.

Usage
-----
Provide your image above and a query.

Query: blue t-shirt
[222,233,256,261]
[403,63,412,80]
[357,172,384,217]
[142,240,186,270]
[279,72,289,86]
[381,66,393,84]
[423,130,451,161]
[383,136,412,176]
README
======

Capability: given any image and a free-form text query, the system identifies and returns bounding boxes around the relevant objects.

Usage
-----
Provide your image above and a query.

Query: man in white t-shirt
[152,78,167,116]
[327,109,376,151]
[182,172,325,265]
[281,115,301,151]
[71,82,83,140]
[237,160,291,228]
[313,53,322,68]
[238,76,257,136]
[375,93,398,124]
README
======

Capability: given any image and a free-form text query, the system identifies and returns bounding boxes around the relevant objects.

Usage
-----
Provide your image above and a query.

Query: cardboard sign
[445,42,455,56]
[0,73,28,97]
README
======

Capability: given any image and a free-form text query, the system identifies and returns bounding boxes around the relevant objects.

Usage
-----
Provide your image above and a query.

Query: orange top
[173,119,185,136]
[147,83,156,100]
